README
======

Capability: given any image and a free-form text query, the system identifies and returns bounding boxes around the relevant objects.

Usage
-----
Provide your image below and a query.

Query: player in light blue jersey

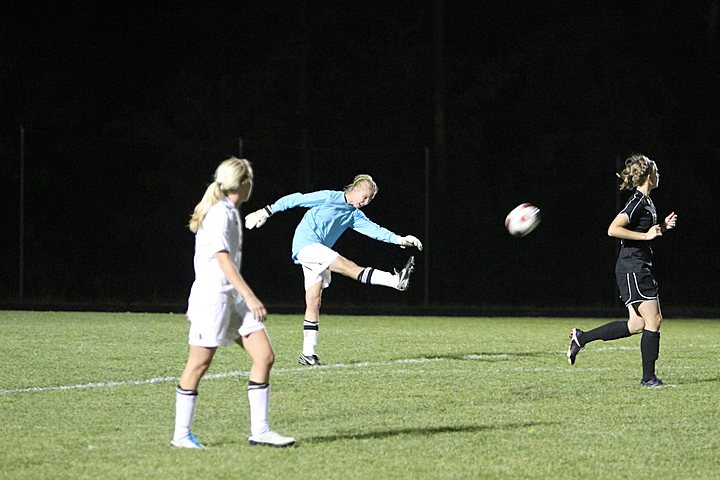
[245,174,423,366]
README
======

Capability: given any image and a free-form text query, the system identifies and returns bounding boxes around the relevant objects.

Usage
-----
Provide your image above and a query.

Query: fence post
[424,146,430,307]
[19,126,25,301]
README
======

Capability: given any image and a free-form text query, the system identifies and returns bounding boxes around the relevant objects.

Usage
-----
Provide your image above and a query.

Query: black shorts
[616,272,658,306]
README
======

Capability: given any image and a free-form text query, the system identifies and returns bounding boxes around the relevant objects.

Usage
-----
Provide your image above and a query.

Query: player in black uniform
[567,154,677,387]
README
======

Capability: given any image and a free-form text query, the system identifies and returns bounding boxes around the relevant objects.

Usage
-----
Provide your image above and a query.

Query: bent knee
[628,325,644,335]
[627,317,644,334]
[185,360,212,378]
[650,315,663,331]
[255,350,275,368]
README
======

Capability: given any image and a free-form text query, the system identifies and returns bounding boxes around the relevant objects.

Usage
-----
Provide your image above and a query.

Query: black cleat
[567,328,584,365]
[395,255,415,291]
[640,376,665,388]
[299,353,321,366]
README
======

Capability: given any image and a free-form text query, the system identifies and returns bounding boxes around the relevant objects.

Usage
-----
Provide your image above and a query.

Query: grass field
[1,311,719,479]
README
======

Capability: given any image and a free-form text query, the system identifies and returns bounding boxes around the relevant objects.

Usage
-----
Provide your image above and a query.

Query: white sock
[303,320,318,356]
[358,268,397,288]
[248,382,270,437]
[173,386,198,440]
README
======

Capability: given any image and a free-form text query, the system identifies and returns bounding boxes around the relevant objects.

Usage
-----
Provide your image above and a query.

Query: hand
[245,296,267,322]
[662,212,677,232]
[398,235,423,251]
[245,208,270,229]
[645,225,663,240]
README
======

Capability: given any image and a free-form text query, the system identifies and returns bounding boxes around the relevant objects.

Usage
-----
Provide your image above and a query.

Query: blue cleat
[170,432,206,449]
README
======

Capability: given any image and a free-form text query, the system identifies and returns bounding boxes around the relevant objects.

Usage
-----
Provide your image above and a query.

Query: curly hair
[616,154,655,191]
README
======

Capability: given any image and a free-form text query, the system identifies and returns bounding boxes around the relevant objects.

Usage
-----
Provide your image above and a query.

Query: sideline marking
[1,347,702,396]
[0,357,447,396]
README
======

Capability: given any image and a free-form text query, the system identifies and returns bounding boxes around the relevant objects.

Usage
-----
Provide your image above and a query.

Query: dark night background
[1,2,719,315]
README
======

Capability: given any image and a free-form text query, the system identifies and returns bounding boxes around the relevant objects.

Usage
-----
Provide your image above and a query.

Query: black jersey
[615,190,658,274]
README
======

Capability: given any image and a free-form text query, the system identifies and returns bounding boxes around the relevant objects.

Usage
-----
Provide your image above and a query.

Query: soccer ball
[505,203,541,237]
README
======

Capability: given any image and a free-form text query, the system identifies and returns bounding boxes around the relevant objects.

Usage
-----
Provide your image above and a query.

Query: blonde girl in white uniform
[171,157,295,448]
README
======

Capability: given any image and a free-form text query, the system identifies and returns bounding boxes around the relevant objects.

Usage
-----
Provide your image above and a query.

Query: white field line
[1,345,715,396]
[0,357,444,396]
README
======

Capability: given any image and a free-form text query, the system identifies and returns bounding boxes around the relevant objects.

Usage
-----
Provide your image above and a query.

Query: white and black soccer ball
[505,203,541,237]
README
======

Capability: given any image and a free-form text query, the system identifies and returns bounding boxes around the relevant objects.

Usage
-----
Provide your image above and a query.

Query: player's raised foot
[395,255,415,291]
[170,432,206,449]
[567,328,584,365]
[640,376,665,388]
[249,430,296,448]
[299,353,321,366]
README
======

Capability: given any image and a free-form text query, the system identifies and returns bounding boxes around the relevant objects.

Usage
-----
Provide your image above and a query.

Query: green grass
[1,311,719,479]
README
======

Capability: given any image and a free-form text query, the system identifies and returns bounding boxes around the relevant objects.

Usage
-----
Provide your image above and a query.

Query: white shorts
[296,243,340,291]
[186,294,266,347]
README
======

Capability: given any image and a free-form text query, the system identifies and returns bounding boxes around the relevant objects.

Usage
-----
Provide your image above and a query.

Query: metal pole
[424,146,430,307]
[19,126,25,301]
[432,0,447,190]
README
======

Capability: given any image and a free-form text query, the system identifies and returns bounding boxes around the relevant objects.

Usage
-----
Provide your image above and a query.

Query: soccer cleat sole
[249,439,296,448]
[249,431,296,448]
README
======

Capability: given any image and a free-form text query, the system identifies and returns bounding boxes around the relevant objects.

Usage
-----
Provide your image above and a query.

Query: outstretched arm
[245,191,332,229]
[352,212,423,250]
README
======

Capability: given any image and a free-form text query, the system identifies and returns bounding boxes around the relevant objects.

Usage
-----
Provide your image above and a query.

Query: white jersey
[188,197,243,303]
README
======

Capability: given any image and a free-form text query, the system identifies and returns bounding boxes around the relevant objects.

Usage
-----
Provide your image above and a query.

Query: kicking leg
[567,314,635,365]
[329,254,415,290]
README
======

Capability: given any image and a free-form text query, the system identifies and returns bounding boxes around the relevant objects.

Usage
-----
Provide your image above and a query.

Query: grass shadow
[399,351,551,362]
[673,376,720,385]
[303,421,558,444]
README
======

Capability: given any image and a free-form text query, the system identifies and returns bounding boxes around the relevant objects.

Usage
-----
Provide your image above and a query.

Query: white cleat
[249,430,296,448]
[170,433,206,449]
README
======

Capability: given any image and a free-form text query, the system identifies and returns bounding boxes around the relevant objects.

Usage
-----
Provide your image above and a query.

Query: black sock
[579,321,631,346]
[641,329,660,381]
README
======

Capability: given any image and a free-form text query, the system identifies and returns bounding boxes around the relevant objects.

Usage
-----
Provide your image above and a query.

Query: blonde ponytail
[188,157,254,233]
[189,183,224,233]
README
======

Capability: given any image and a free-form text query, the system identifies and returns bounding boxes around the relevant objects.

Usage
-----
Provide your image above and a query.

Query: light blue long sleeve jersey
[269,190,401,262]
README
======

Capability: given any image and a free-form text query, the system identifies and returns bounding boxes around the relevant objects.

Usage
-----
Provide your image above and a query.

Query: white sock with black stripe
[247,381,270,437]
[357,267,396,287]
[303,320,318,356]
[173,385,198,441]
